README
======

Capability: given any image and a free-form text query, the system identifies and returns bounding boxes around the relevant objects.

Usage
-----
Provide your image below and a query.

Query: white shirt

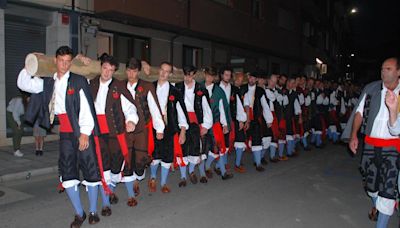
[93,78,139,125]
[17,69,94,135]
[388,116,400,136]
[287,90,302,115]
[219,82,247,122]
[265,88,276,112]
[355,83,400,139]
[206,83,227,127]
[127,81,165,133]
[243,84,256,108]
[184,83,213,129]
[156,81,188,130]
[7,97,24,126]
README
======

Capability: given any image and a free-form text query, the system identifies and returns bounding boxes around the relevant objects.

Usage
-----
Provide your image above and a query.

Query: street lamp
[350,8,358,14]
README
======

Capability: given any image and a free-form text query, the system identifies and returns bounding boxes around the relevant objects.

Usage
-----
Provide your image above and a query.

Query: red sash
[212,122,226,154]
[57,114,73,133]
[365,135,400,152]
[116,133,130,168]
[173,133,185,167]
[278,118,287,140]
[146,119,155,157]
[248,107,254,121]
[229,120,235,152]
[270,112,279,140]
[94,136,112,195]
[96,114,110,134]
[329,110,339,125]
[188,112,199,124]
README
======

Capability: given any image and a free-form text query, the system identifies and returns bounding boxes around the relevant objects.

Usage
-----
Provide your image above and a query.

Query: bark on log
[24,53,205,83]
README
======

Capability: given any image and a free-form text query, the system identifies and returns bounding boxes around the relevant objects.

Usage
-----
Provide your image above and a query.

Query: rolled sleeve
[17,69,44,94]
[120,94,139,125]
[148,92,165,133]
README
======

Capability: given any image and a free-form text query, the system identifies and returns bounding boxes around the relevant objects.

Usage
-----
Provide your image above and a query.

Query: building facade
[0,0,347,146]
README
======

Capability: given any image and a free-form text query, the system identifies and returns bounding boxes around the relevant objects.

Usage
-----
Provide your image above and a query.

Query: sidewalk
[0,140,59,183]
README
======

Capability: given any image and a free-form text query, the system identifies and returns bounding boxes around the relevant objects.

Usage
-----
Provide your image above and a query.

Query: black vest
[175,82,208,125]
[153,81,188,134]
[240,84,267,120]
[26,74,99,137]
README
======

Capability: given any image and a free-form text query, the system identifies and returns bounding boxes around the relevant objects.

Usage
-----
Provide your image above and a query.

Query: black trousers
[58,133,101,183]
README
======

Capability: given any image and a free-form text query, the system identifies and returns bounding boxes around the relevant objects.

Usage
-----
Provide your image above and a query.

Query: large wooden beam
[24,53,206,83]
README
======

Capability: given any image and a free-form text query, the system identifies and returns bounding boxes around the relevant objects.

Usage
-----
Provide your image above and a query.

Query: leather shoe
[101,206,112,216]
[127,197,138,207]
[199,176,207,183]
[70,212,86,228]
[234,165,246,173]
[256,166,265,172]
[278,156,288,161]
[109,193,119,205]
[178,179,187,187]
[88,212,100,225]
[148,178,156,192]
[205,169,213,178]
[270,158,279,163]
[368,207,378,221]
[161,185,171,193]
[221,173,233,180]
[189,172,198,184]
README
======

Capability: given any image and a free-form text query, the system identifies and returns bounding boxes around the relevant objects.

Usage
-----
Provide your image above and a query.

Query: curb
[0,166,58,183]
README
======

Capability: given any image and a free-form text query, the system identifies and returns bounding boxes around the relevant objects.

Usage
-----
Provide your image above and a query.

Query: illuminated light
[350,53,355,57]
[316,58,323,64]
[350,8,358,14]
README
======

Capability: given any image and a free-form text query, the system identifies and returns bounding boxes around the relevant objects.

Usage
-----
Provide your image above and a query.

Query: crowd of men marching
[16,46,363,228]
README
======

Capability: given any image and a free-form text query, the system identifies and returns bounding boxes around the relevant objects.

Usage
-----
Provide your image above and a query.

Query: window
[252,0,261,19]
[112,33,150,63]
[183,45,203,68]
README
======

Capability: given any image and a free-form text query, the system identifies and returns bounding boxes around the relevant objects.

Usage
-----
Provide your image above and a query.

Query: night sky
[348,0,400,62]
[344,0,400,82]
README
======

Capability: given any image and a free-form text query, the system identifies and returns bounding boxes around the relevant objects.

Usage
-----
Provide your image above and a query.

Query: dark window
[113,34,150,63]
[183,45,203,68]
[252,0,261,19]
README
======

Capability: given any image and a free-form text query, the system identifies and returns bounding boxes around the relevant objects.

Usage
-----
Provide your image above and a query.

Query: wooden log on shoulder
[24,53,205,83]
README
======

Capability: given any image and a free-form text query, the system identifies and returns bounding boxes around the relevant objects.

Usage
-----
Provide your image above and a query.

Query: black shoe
[70,212,86,228]
[88,212,100,224]
[199,176,208,183]
[35,150,39,156]
[214,167,222,176]
[39,150,43,156]
[256,166,265,172]
[221,173,233,180]
[101,206,112,216]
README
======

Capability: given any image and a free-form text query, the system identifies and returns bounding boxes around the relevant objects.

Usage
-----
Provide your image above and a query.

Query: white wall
[46,12,70,55]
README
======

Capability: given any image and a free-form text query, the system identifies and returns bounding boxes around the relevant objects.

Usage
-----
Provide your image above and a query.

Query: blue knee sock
[286,141,292,156]
[261,149,266,159]
[302,137,308,148]
[199,160,206,177]
[377,212,390,228]
[332,132,338,143]
[124,181,135,198]
[100,185,111,207]
[253,150,261,166]
[223,153,228,165]
[179,166,187,179]
[87,185,98,213]
[316,134,322,146]
[150,164,158,179]
[235,148,244,167]
[371,196,377,206]
[327,128,332,139]
[311,133,316,144]
[161,166,169,186]
[218,156,226,175]
[65,186,84,216]
[269,146,276,159]
[205,156,215,170]
[279,143,285,157]
[189,163,196,174]
[289,140,295,154]
[108,184,115,192]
